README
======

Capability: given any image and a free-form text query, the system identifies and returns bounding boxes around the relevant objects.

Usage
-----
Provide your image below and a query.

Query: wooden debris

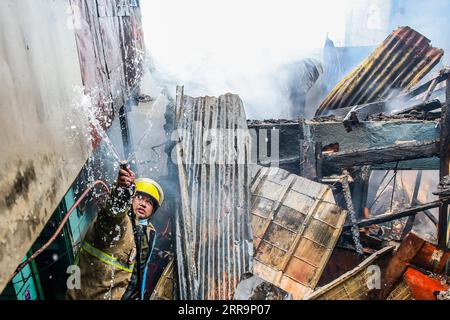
[341,170,364,254]
[305,246,394,300]
[378,233,427,299]
[322,140,440,170]
[233,274,292,300]
[386,279,414,300]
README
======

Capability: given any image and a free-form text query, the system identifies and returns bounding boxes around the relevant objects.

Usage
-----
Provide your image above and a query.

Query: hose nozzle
[120,161,129,170]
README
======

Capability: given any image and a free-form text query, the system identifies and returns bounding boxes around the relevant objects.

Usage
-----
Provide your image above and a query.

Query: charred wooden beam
[351,166,371,219]
[342,101,385,132]
[325,100,384,118]
[323,140,440,170]
[378,233,426,300]
[391,99,442,116]
[248,120,303,175]
[343,199,449,231]
[438,78,450,248]
[299,120,319,179]
[342,99,442,132]
[401,171,423,238]
[400,67,450,101]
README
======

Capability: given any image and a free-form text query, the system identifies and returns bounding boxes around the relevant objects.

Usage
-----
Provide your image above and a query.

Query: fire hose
[11,180,110,279]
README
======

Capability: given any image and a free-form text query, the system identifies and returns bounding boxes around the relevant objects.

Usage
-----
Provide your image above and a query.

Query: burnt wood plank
[323,140,440,170]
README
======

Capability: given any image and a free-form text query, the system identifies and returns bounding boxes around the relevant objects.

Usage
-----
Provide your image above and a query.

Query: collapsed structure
[0,0,448,301]
[156,26,449,300]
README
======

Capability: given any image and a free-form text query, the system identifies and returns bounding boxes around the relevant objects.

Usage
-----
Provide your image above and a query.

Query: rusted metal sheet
[250,166,347,299]
[316,26,444,116]
[175,89,253,300]
[150,258,175,300]
[305,246,394,300]
[70,0,145,133]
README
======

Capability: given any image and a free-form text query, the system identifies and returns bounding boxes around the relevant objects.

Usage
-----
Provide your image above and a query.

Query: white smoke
[140,0,450,119]
[140,0,351,119]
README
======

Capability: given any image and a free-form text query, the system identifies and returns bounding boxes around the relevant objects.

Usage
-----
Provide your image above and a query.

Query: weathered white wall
[0,0,91,291]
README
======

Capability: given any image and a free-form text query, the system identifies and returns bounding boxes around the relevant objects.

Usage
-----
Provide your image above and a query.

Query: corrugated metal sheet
[175,90,253,300]
[316,26,443,116]
[250,166,347,299]
[70,0,145,133]
[305,246,394,300]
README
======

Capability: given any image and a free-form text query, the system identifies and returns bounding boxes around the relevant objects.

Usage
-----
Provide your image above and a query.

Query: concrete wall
[0,0,90,291]
[0,0,146,292]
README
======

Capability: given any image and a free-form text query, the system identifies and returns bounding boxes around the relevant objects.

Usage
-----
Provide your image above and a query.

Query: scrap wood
[400,67,450,101]
[341,170,364,255]
[305,246,394,300]
[323,140,440,170]
[378,233,426,299]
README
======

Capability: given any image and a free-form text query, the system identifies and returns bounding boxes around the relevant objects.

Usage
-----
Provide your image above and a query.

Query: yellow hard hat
[134,178,164,208]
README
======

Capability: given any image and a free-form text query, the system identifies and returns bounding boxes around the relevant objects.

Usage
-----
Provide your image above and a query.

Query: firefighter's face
[132,192,154,219]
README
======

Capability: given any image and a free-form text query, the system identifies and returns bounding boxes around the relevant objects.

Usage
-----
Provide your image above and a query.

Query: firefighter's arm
[94,166,136,246]
[104,165,136,219]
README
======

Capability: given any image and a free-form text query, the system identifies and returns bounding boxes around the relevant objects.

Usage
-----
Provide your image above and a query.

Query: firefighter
[66,164,164,300]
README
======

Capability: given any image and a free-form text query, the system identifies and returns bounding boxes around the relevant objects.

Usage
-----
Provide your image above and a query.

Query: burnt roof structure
[316,27,443,116]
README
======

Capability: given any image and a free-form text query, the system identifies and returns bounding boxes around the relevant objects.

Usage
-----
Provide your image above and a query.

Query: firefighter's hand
[117,165,136,188]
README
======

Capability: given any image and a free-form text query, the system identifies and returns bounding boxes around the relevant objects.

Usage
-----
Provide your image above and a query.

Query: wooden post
[401,170,422,238]
[438,79,450,249]
[315,142,323,180]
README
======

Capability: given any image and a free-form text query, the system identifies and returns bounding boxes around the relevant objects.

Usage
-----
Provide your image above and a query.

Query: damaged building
[245,26,450,300]
[0,0,449,302]
[153,26,450,300]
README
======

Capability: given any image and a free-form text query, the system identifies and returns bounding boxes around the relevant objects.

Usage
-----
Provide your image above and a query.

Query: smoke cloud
[140,0,450,120]
[140,0,350,119]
